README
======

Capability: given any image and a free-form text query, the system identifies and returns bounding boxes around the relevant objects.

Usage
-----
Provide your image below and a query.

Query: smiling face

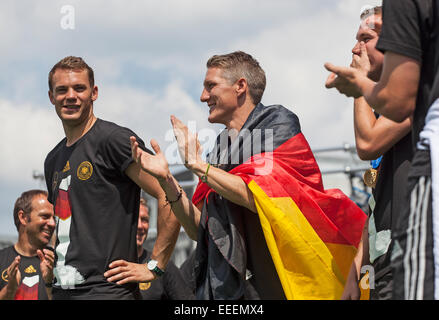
[352,15,383,82]
[24,194,55,248]
[200,67,240,126]
[49,68,98,129]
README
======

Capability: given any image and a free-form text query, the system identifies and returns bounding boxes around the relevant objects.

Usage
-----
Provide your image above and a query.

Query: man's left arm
[126,162,181,272]
[103,129,181,285]
[105,163,181,285]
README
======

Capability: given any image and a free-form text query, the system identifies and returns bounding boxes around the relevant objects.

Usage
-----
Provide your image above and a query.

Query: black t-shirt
[0,246,49,300]
[370,132,413,278]
[44,118,150,299]
[377,0,439,176]
[137,250,195,300]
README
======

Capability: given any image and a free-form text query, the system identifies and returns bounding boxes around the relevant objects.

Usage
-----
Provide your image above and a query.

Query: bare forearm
[158,174,201,241]
[353,97,412,160]
[354,97,379,159]
[151,194,182,269]
[191,162,256,213]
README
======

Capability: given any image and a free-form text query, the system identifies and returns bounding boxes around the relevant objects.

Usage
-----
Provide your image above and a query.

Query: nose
[48,216,56,230]
[200,88,209,103]
[66,87,77,101]
[352,42,361,55]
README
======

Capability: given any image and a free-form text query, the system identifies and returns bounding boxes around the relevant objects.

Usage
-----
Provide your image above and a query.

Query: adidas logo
[24,265,37,274]
[63,161,70,173]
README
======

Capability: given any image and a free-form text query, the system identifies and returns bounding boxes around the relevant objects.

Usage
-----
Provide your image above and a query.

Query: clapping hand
[130,137,170,181]
[170,115,203,171]
[38,249,55,285]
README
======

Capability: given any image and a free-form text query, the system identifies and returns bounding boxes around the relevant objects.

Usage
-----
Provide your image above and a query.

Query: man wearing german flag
[129,51,367,300]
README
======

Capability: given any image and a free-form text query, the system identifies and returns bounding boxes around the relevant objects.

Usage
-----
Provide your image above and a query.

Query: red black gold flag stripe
[193,132,366,299]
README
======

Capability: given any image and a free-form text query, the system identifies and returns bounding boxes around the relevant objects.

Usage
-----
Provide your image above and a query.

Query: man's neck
[63,115,97,147]
[226,102,256,133]
[14,236,38,257]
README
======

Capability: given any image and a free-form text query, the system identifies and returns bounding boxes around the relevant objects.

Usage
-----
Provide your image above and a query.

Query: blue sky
[0,0,381,236]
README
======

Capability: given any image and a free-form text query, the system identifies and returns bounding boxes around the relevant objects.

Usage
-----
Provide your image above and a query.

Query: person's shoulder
[45,137,67,163]
[257,103,301,129]
[96,118,133,132]
[263,103,299,118]
[0,246,15,263]
[95,118,137,139]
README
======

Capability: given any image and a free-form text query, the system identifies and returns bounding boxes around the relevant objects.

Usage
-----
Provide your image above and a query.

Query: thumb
[150,139,162,155]
[360,41,368,56]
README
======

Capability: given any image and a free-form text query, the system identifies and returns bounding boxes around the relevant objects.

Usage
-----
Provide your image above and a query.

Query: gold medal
[363,168,378,188]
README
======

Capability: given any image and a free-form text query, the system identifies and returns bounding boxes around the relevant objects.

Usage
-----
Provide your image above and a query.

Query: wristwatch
[147,259,165,277]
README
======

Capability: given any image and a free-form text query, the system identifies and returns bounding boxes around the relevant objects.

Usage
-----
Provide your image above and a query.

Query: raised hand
[130,136,170,181]
[6,256,21,295]
[351,41,371,76]
[324,63,363,98]
[38,249,55,285]
[170,115,203,170]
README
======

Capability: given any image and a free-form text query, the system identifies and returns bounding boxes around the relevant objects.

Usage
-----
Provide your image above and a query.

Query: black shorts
[391,174,434,300]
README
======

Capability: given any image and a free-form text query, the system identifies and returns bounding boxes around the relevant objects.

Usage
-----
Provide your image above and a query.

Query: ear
[235,78,248,96]
[91,85,98,102]
[18,210,29,228]
[48,90,55,105]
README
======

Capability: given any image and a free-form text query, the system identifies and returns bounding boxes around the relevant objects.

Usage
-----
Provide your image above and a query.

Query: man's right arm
[354,96,412,160]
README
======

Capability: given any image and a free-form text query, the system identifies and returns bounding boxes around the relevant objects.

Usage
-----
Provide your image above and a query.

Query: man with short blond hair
[128,51,366,300]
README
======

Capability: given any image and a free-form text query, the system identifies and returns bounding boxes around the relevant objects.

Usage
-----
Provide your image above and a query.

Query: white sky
[0,0,381,236]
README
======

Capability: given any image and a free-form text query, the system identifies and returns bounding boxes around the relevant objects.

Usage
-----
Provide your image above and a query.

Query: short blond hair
[207,51,266,105]
[48,56,94,92]
[360,6,382,20]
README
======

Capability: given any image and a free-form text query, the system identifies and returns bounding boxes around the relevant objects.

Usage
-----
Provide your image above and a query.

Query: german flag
[193,104,367,300]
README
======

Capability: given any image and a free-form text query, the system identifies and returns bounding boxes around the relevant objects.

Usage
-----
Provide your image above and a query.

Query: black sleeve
[43,157,53,204]
[0,248,13,291]
[163,261,195,300]
[376,0,423,62]
[103,127,152,175]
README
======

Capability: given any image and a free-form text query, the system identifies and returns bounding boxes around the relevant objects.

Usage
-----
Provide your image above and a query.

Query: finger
[132,142,142,163]
[360,41,367,56]
[11,256,20,269]
[149,139,162,155]
[8,256,20,276]
[325,73,337,88]
[43,249,55,264]
[108,260,128,269]
[37,250,45,262]
[116,275,137,285]
[324,62,341,74]
[171,116,189,136]
[107,270,131,283]
[130,138,137,158]
[130,137,140,161]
